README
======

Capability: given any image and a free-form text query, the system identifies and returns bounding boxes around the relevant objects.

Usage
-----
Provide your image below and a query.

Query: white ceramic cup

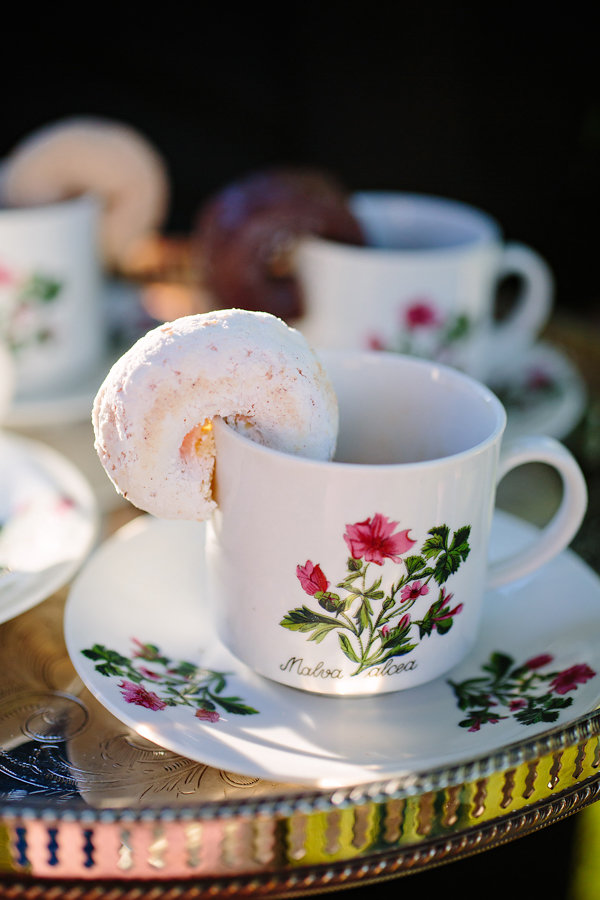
[206,350,587,697]
[294,192,553,382]
[0,194,104,398]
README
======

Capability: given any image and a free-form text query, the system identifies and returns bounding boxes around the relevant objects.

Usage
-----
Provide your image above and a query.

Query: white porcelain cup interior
[0,194,104,398]
[294,192,553,382]
[206,351,587,697]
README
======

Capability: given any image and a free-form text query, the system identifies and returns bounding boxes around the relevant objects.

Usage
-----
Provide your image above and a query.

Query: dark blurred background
[0,7,597,319]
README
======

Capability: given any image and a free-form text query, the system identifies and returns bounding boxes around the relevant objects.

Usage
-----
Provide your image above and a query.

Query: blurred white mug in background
[294,192,553,382]
[0,194,103,399]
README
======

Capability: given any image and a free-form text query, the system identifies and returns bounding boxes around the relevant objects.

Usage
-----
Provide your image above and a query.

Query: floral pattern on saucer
[449,650,596,732]
[0,433,97,624]
[490,364,561,411]
[81,638,259,721]
[65,514,600,788]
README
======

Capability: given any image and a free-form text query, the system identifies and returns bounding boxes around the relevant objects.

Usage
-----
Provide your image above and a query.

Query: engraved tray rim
[2,703,600,822]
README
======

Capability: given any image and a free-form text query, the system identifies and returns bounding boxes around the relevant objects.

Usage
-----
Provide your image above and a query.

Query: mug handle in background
[486,242,554,376]
[487,434,588,590]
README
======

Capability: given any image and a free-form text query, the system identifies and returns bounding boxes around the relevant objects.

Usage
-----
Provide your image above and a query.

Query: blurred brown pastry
[194,167,365,321]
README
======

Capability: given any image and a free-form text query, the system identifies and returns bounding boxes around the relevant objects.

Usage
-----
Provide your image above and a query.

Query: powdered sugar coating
[92,309,338,520]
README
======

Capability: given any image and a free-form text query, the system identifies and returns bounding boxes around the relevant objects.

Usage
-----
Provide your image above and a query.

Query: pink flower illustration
[195,708,221,723]
[297,561,329,595]
[400,580,429,602]
[366,334,386,351]
[510,698,527,711]
[138,666,161,680]
[468,714,500,733]
[550,664,596,695]
[525,653,554,670]
[434,603,463,627]
[404,300,441,330]
[0,263,15,285]
[131,638,161,661]
[343,514,415,565]
[525,367,554,392]
[397,613,411,631]
[119,680,167,710]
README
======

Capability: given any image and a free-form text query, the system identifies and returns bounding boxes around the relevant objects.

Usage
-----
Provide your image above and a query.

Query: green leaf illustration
[214,695,259,716]
[422,526,449,559]
[280,606,343,633]
[404,555,427,577]
[338,633,360,663]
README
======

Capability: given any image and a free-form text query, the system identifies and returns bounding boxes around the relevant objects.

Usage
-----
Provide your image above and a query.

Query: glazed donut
[92,308,338,520]
[195,167,365,321]
[0,117,169,269]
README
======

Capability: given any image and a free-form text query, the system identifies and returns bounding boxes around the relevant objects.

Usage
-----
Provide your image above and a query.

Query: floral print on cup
[367,297,472,362]
[280,514,471,676]
[0,258,64,355]
[449,651,596,731]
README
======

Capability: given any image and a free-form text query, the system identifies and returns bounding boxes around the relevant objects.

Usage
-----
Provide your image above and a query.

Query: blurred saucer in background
[490,340,587,441]
[0,432,98,624]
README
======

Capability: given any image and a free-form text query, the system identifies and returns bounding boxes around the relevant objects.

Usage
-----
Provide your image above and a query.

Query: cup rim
[298,190,502,258]
[214,350,507,472]
[0,191,99,221]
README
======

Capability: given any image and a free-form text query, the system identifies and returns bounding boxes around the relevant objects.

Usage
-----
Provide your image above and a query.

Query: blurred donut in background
[194,167,365,321]
[0,117,170,270]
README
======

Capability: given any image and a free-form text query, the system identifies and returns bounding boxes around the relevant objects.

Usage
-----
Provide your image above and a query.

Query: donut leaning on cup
[92,308,339,520]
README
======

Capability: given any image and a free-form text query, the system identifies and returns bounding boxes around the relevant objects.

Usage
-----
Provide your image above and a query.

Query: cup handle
[487,242,554,375]
[487,435,588,590]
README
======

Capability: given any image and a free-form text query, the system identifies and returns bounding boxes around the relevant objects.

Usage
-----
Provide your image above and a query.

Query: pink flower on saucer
[195,707,221,723]
[344,513,415,565]
[525,653,554,670]
[131,638,161,661]
[549,664,596,695]
[138,666,161,680]
[119,679,167,710]
[297,561,329,595]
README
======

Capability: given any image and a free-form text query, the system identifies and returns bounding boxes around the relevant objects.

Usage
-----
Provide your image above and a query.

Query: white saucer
[64,510,600,788]
[0,432,98,624]
[3,280,155,428]
[490,340,587,441]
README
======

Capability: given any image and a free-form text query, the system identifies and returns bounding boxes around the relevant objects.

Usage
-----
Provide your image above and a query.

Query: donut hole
[224,414,257,433]
[180,419,215,472]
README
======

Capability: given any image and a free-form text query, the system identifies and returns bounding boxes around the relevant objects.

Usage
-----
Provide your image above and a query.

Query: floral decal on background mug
[367,297,472,368]
[0,258,64,354]
[280,513,470,676]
